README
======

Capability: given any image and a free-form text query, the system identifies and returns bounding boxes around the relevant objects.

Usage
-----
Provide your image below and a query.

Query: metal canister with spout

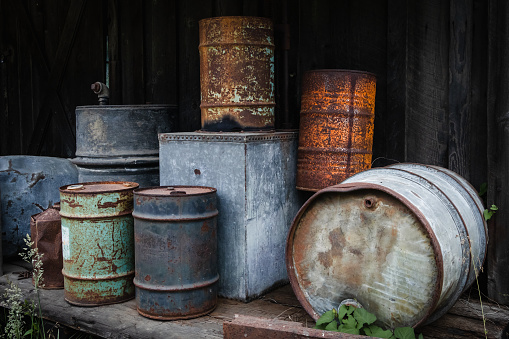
[133,186,218,320]
[296,70,377,191]
[59,181,138,306]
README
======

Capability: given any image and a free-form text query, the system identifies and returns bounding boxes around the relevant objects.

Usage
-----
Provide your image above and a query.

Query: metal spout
[91,82,110,105]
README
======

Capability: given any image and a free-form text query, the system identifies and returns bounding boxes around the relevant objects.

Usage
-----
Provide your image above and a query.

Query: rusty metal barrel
[73,105,178,187]
[133,186,218,320]
[287,163,487,329]
[30,203,64,289]
[59,181,138,306]
[199,16,275,131]
[296,70,376,191]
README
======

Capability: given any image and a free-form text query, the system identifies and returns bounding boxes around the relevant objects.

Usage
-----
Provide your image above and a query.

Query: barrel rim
[303,69,376,78]
[133,185,217,197]
[198,16,274,24]
[59,181,139,194]
[285,181,444,328]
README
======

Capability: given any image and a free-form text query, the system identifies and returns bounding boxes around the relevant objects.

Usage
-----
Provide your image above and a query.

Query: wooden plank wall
[2,0,509,304]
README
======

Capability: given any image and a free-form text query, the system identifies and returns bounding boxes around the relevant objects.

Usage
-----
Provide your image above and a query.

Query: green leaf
[366,325,394,338]
[313,323,327,330]
[23,329,33,336]
[337,305,348,320]
[353,307,377,326]
[479,182,488,197]
[484,209,494,221]
[325,320,338,331]
[394,326,416,339]
[346,305,355,315]
[490,204,498,211]
[316,310,335,326]
[338,324,361,335]
[342,314,358,329]
[418,334,424,339]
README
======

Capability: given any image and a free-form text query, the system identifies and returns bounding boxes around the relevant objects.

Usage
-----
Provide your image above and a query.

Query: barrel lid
[134,186,216,197]
[59,181,139,193]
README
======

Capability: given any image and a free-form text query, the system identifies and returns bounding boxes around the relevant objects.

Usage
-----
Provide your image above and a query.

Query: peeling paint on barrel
[133,186,218,320]
[296,70,376,191]
[199,16,275,131]
[59,181,138,306]
[287,163,487,329]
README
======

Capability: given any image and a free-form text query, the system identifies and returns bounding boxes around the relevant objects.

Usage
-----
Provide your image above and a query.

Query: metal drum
[59,181,138,306]
[296,70,376,191]
[133,186,218,320]
[287,163,487,329]
[30,203,64,289]
[199,16,275,131]
[73,105,178,187]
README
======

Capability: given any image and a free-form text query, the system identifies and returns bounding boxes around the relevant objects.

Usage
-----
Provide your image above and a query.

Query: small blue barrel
[133,186,219,320]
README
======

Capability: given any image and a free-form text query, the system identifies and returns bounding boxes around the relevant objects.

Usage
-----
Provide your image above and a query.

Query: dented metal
[133,186,218,320]
[59,181,138,306]
[296,70,376,191]
[30,203,64,289]
[286,164,487,329]
[199,16,275,131]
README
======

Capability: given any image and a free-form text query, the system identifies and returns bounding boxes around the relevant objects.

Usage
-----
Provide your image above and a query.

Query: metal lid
[134,186,216,197]
[59,181,139,193]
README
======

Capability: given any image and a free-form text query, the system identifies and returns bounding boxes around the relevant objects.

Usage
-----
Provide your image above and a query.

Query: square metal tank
[159,131,303,301]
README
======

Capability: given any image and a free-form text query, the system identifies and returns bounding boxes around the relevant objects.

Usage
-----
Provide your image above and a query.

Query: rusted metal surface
[0,156,78,258]
[73,105,178,187]
[59,181,138,306]
[286,163,487,329]
[133,186,218,320]
[296,70,376,191]
[223,315,372,339]
[199,16,275,131]
[30,203,64,289]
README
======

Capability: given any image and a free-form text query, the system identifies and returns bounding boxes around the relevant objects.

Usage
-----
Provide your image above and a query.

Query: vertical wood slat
[405,1,450,166]
[448,0,473,180]
[487,0,509,305]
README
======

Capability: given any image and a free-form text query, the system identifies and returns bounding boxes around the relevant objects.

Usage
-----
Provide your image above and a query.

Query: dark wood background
[1,0,508,305]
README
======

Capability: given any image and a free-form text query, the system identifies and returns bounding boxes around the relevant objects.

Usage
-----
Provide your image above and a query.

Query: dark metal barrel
[133,186,218,320]
[59,181,138,306]
[296,70,376,191]
[30,203,64,289]
[73,105,178,187]
[199,16,275,131]
[287,163,487,329]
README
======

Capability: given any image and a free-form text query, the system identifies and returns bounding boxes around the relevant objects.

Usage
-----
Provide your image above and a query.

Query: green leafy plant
[483,204,498,221]
[313,305,423,339]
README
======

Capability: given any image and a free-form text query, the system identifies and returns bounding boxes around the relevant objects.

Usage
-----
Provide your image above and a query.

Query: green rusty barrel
[59,181,138,306]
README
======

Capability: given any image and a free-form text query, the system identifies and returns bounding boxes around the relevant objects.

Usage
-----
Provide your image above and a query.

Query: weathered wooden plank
[144,0,177,105]
[108,0,121,104]
[487,0,509,306]
[448,0,473,180]
[176,0,214,131]
[405,0,449,166]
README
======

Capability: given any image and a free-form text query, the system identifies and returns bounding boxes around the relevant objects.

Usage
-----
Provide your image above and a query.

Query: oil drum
[59,181,138,306]
[296,70,376,191]
[199,16,275,131]
[133,186,219,320]
[287,163,487,328]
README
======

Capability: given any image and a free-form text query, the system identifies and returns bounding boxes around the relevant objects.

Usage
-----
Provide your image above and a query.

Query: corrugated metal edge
[158,131,298,143]
[285,182,443,328]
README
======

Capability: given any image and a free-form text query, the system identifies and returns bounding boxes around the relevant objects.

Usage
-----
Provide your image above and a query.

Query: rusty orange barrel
[59,181,138,306]
[199,16,275,131]
[296,70,376,191]
[287,163,487,329]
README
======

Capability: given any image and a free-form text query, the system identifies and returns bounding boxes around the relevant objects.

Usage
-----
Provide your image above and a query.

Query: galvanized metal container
[199,16,275,131]
[59,181,138,306]
[159,131,303,301]
[73,105,178,187]
[30,203,64,289]
[287,163,487,329]
[133,186,218,320]
[0,156,78,258]
[296,70,376,191]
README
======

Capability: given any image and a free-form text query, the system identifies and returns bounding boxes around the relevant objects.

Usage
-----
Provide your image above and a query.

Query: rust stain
[201,221,210,233]
[97,201,119,208]
[296,70,377,192]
